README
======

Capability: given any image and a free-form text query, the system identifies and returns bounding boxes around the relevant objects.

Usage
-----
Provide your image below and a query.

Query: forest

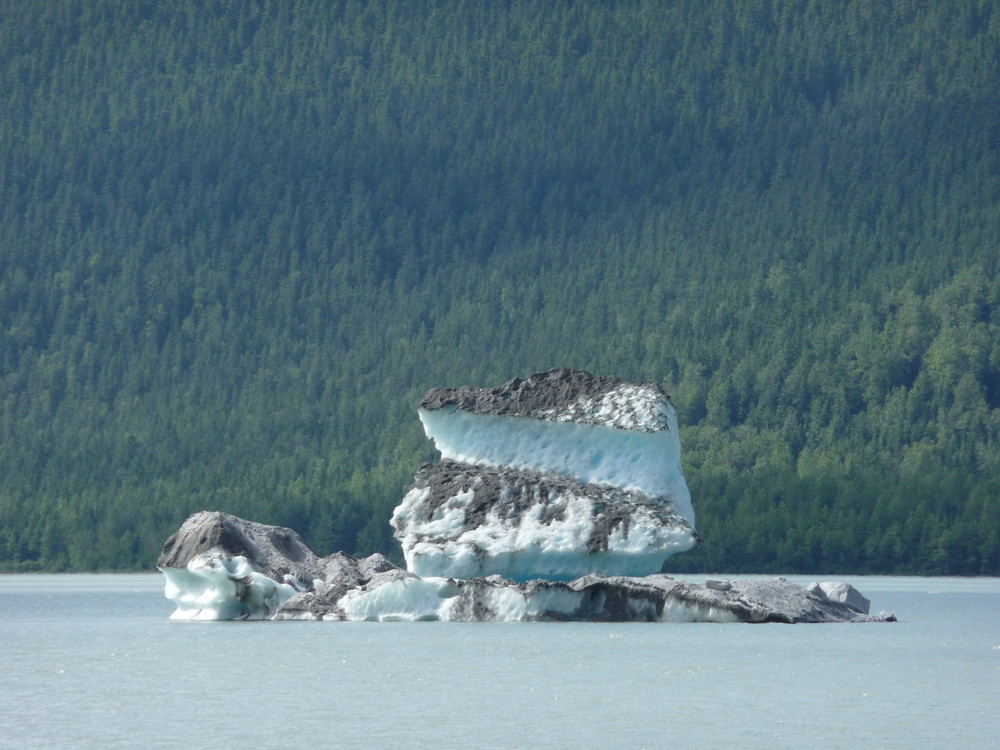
[1,0,998,574]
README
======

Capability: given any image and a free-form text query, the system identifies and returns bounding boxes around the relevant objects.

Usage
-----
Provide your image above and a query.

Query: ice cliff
[392,369,698,580]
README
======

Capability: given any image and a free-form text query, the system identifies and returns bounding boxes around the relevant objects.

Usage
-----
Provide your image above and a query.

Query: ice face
[417,405,694,525]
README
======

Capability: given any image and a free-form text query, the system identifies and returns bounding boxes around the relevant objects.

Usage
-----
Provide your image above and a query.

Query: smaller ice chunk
[157,511,395,621]
[806,581,871,614]
[161,551,296,620]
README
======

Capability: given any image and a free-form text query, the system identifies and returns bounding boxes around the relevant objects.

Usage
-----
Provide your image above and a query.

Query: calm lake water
[1,573,998,749]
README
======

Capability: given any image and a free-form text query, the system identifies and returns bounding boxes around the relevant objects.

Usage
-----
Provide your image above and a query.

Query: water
[1,574,997,749]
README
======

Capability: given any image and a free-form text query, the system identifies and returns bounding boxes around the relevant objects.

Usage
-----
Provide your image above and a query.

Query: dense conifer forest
[2,0,998,574]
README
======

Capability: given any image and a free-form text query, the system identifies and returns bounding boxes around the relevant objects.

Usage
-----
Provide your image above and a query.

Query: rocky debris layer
[277,552,414,621]
[318,572,892,624]
[419,367,674,432]
[542,575,889,624]
[158,510,323,587]
[391,460,699,581]
[158,513,893,623]
[396,369,696,579]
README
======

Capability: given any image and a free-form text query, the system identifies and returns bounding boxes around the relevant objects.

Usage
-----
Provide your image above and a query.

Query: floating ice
[806,581,871,614]
[156,371,894,624]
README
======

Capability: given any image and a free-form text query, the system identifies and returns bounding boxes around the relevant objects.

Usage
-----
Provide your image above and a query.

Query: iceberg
[392,369,698,580]
[156,370,894,623]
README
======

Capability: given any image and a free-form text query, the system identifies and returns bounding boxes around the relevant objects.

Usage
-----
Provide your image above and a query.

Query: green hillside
[2,0,998,574]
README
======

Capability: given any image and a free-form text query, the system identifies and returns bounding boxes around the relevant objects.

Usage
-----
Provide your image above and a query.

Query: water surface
[1,574,997,749]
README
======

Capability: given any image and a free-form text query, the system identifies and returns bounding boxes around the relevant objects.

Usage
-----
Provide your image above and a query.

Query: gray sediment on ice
[419,367,672,432]
[157,510,324,585]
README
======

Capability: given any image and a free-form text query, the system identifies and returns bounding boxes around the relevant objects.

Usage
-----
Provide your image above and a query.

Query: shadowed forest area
[1,0,998,573]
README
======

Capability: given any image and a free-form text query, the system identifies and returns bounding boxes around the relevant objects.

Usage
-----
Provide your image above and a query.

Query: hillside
[1,0,998,573]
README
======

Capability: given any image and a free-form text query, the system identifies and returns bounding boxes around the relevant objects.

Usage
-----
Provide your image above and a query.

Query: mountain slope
[1,0,998,573]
